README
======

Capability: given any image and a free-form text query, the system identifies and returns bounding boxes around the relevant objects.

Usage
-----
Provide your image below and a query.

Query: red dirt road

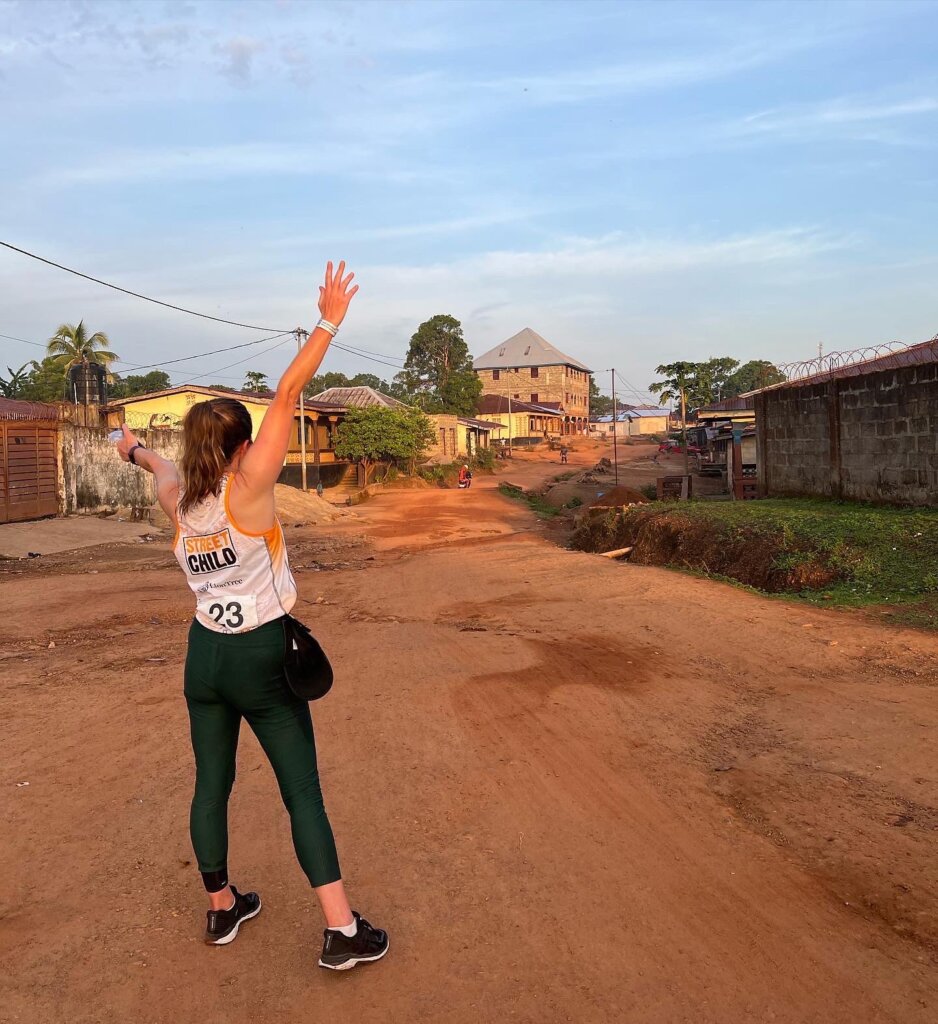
[2,448,937,1023]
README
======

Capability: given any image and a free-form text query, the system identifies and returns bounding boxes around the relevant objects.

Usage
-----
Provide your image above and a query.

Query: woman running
[115,261,388,971]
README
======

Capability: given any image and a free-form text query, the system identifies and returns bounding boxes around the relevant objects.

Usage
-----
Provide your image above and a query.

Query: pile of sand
[273,484,346,525]
[146,484,345,533]
[589,486,650,508]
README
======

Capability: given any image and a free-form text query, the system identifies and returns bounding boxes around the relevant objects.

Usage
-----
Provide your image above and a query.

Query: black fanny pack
[282,614,333,701]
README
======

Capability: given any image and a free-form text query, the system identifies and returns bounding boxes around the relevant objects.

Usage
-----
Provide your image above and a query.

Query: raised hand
[318,260,358,327]
[116,423,140,463]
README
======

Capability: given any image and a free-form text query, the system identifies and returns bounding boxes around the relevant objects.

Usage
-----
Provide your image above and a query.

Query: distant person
[560,445,569,464]
[458,464,472,489]
[114,262,388,971]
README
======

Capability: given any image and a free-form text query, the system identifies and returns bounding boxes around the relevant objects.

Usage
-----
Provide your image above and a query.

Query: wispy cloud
[479,47,782,105]
[38,141,376,186]
[369,227,851,284]
[727,94,938,144]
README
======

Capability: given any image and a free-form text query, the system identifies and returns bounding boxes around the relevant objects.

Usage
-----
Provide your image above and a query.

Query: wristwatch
[128,443,146,466]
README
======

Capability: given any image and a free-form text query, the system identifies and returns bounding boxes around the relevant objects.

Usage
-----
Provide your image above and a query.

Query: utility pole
[610,368,619,487]
[295,328,309,492]
[507,392,512,456]
[681,384,689,477]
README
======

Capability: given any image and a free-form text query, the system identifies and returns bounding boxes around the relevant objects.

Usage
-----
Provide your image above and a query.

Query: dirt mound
[589,485,650,508]
[144,486,346,533]
[273,484,346,525]
[571,507,840,593]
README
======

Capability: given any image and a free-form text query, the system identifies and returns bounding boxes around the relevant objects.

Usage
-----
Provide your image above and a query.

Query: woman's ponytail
[179,399,253,514]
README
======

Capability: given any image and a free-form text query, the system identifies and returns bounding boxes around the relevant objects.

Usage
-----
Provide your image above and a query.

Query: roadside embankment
[571,499,938,623]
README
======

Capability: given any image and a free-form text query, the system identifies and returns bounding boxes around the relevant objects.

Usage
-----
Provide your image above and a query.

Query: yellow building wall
[481,409,562,438]
[627,415,669,436]
[120,392,269,434]
[475,364,590,419]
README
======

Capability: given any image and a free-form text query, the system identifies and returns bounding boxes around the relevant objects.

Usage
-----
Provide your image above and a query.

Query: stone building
[473,328,592,435]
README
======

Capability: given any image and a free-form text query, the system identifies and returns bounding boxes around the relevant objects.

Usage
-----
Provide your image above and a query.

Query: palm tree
[46,321,118,369]
[0,362,33,399]
[649,361,698,475]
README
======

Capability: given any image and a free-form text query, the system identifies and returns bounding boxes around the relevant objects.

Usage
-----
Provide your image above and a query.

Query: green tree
[649,361,698,472]
[242,370,270,392]
[109,370,172,399]
[333,405,435,482]
[725,360,785,396]
[398,314,481,415]
[18,358,70,402]
[697,357,740,404]
[46,320,117,368]
[0,362,33,399]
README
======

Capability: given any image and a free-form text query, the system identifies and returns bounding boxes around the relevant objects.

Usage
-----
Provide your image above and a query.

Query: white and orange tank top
[173,474,297,634]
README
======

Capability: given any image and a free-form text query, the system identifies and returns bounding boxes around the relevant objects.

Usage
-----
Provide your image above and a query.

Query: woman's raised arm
[238,261,358,494]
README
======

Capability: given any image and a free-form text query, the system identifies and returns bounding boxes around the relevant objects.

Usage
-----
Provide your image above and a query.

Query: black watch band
[128,443,146,466]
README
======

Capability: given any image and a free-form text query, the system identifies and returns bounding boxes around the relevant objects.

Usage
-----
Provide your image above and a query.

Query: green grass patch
[571,497,938,628]
[498,482,563,518]
[676,499,938,604]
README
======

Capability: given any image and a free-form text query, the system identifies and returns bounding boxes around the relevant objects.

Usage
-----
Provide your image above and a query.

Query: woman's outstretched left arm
[116,424,180,523]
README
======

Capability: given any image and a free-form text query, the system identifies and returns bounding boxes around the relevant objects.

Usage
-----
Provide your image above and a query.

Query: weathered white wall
[59,426,183,514]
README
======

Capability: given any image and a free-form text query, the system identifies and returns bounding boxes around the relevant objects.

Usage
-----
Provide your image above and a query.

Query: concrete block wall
[758,362,938,505]
[759,383,833,496]
[838,363,938,504]
[59,425,182,514]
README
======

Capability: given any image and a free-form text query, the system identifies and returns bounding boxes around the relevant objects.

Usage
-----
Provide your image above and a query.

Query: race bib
[197,593,259,633]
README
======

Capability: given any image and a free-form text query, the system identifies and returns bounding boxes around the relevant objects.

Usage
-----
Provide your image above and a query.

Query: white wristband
[316,318,339,337]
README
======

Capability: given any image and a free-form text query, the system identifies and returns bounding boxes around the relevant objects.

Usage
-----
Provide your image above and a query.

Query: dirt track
[2,445,937,1023]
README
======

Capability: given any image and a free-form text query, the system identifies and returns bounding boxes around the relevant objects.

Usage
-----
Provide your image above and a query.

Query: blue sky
[1,0,937,402]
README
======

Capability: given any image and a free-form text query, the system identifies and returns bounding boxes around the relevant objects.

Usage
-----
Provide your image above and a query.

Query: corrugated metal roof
[106,384,344,413]
[0,397,60,421]
[477,395,565,416]
[310,386,406,409]
[626,408,669,419]
[697,395,756,413]
[458,416,503,430]
[473,328,592,372]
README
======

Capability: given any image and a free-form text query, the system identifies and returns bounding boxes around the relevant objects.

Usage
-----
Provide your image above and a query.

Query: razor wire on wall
[777,337,938,383]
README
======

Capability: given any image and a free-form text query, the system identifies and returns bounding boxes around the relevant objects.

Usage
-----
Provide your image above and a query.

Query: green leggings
[184,617,341,889]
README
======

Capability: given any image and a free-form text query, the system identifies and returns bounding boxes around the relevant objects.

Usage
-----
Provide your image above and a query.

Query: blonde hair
[178,399,253,514]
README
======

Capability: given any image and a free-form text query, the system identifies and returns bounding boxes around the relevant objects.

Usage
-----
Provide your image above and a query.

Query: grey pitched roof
[310,386,407,409]
[473,328,591,372]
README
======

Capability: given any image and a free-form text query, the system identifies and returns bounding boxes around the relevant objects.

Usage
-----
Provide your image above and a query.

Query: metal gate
[0,421,59,524]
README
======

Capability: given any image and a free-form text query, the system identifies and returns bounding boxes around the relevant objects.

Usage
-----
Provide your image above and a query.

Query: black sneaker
[318,912,389,970]
[204,886,262,945]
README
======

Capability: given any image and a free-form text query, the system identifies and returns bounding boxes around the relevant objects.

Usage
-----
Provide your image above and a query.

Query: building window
[513,393,520,399]
[530,393,539,403]
[530,366,539,378]
[493,369,500,381]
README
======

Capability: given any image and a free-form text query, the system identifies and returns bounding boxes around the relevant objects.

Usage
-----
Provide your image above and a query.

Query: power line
[615,369,658,403]
[116,332,293,373]
[2,241,410,371]
[186,336,295,384]
[330,340,403,370]
[0,331,47,350]
[0,240,292,333]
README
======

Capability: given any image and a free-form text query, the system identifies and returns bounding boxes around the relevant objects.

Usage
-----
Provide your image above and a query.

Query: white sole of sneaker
[206,899,263,946]
[318,939,390,971]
